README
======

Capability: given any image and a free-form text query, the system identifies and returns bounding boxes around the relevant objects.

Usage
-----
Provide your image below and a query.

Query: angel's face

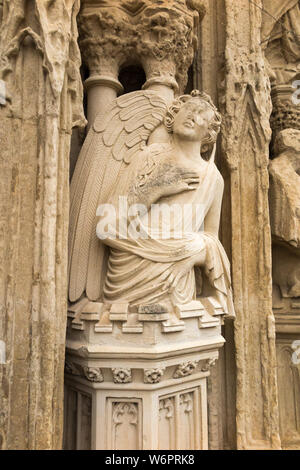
[172,99,214,142]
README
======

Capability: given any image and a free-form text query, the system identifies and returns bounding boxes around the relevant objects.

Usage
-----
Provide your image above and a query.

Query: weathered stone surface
[269,129,300,250]
[78,0,206,93]
[263,2,300,450]
[221,0,280,450]
[0,0,84,450]
[1,0,300,451]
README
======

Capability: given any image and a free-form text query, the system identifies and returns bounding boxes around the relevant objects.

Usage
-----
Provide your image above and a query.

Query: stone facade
[0,0,299,450]
[0,0,85,450]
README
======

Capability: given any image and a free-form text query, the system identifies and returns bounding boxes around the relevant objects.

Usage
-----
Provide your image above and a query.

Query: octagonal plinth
[64,299,225,450]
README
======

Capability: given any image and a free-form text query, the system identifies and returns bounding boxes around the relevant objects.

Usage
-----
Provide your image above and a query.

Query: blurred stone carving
[269,130,300,300]
[263,1,300,451]
[83,367,104,383]
[0,0,85,450]
[263,0,300,86]
[174,361,198,378]
[269,129,300,250]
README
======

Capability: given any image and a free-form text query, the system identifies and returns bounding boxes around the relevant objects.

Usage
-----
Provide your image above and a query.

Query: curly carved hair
[164,90,222,147]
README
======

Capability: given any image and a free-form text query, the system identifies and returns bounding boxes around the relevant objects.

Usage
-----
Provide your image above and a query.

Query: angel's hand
[160,169,200,198]
[153,166,200,200]
[130,165,199,208]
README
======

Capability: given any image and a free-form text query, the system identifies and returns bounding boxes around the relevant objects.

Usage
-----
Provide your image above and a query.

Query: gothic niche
[64,0,232,451]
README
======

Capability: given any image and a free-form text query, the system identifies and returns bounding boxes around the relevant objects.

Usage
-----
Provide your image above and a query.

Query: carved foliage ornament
[112,368,132,383]
[65,361,104,382]
[69,88,235,321]
[83,366,104,382]
[173,361,199,378]
[78,0,206,87]
[144,367,165,384]
[270,101,300,134]
[201,357,217,372]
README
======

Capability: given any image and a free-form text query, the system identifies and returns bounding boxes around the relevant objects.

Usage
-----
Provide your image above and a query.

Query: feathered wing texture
[68,90,167,303]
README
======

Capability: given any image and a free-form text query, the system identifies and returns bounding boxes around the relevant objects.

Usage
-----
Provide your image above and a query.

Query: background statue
[263,0,300,84]
[269,129,300,299]
[69,89,235,318]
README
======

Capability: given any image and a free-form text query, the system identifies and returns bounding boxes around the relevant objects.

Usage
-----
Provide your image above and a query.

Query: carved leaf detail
[144,367,165,384]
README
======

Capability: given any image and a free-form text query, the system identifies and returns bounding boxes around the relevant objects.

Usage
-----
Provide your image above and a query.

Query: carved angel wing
[68,90,167,303]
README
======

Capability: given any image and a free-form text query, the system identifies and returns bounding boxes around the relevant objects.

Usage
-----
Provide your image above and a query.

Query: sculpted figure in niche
[269,129,300,299]
[68,89,235,318]
[263,0,300,84]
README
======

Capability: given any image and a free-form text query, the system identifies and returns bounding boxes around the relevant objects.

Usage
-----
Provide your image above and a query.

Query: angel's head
[164,90,221,146]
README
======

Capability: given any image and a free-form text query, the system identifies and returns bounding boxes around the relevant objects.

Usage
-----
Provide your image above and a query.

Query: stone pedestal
[64,300,225,450]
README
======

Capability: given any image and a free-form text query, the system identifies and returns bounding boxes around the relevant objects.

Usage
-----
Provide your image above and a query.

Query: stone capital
[78,0,206,92]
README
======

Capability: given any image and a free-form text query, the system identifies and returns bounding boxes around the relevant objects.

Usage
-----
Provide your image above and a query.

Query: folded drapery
[99,145,235,317]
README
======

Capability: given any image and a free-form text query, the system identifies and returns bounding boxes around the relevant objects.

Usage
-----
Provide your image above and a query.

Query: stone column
[221,0,281,450]
[78,3,122,128]
[0,0,85,450]
[262,1,300,448]
[85,75,124,129]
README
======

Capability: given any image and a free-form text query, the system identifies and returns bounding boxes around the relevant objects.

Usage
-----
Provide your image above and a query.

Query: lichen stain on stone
[11,166,19,193]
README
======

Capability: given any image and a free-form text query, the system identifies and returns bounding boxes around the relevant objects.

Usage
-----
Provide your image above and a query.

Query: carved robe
[98,145,235,316]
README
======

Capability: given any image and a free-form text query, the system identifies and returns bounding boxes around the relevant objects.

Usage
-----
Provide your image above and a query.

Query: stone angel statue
[68,89,235,318]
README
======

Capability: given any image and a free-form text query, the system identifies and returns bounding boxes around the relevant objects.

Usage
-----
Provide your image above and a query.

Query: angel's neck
[172,135,203,164]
